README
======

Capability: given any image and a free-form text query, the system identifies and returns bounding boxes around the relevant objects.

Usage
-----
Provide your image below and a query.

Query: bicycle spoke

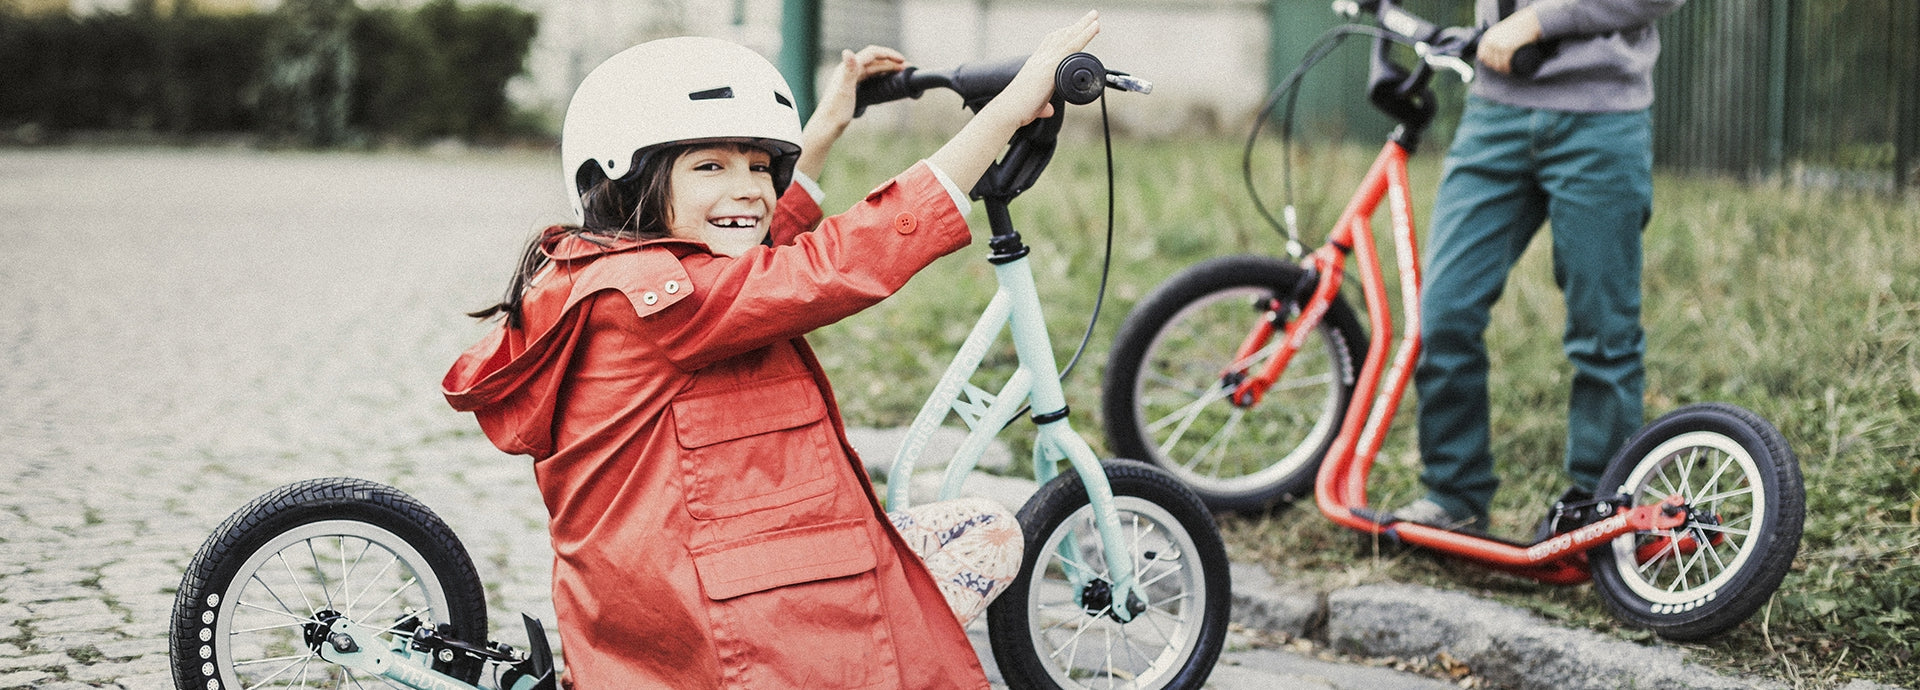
[1667,539,1708,592]
[231,620,310,635]
[1188,408,1244,478]
[1678,448,1701,497]
[1690,522,1752,538]
[1050,604,1110,661]
[1702,535,1730,573]
[343,552,401,621]
[1655,462,1682,502]
[1695,453,1734,502]
[246,573,305,622]
[1637,532,1680,574]
[277,552,320,616]
[242,654,311,690]
[354,576,422,628]
[294,654,315,688]
[308,540,335,611]
[238,598,317,625]
[1691,485,1755,506]
[1150,385,1229,451]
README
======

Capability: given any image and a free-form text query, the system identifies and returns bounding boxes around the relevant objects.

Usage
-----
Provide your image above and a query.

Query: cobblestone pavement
[0,147,1448,689]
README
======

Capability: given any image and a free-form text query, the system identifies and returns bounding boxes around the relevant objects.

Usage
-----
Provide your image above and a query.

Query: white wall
[517,0,1272,137]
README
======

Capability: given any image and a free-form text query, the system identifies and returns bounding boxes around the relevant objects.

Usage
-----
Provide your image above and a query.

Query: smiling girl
[443,13,1099,689]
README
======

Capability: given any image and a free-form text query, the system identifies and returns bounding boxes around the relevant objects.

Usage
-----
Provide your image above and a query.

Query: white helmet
[560,36,804,222]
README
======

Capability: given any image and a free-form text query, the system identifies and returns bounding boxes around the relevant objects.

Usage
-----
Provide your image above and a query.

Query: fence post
[1765,0,1791,177]
[1899,0,1919,191]
[778,0,820,123]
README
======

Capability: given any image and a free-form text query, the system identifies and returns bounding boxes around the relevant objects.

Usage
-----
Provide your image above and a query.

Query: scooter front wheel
[170,477,489,689]
[1588,403,1804,641]
[986,459,1231,690]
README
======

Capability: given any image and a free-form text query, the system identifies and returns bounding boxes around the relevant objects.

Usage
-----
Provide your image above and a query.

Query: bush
[0,0,538,145]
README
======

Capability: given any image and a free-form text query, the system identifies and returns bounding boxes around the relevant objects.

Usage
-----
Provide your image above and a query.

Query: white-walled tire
[1588,404,1803,641]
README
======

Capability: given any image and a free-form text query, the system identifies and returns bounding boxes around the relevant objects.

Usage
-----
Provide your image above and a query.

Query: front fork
[1231,249,1343,407]
[885,231,1144,621]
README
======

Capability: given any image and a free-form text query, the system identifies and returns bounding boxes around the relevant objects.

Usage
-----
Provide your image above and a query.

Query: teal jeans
[1414,97,1652,521]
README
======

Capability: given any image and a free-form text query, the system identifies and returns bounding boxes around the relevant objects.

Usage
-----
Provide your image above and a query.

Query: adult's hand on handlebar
[798,45,908,181]
[1477,7,1542,75]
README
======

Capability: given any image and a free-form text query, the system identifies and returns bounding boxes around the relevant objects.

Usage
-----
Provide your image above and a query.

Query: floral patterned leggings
[888,497,1024,625]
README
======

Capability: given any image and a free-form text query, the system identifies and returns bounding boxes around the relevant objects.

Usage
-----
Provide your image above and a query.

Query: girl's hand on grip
[929,11,1100,199]
[799,45,909,181]
[993,10,1102,127]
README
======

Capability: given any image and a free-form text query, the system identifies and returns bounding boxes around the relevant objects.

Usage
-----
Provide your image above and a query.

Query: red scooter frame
[1230,141,1689,585]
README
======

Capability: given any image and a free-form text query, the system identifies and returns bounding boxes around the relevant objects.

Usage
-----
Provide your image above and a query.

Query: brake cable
[1056,85,1116,382]
[1243,24,1412,260]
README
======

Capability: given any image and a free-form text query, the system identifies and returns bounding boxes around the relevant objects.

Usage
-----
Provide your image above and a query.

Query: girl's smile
[667,144,777,257]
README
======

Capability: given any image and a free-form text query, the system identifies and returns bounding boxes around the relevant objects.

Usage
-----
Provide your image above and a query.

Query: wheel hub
[302,610,344,653]
[1079,580,1112,616]
[1078,579,1149,622]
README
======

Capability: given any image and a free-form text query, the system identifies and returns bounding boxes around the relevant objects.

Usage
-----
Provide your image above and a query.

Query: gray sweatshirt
[1471,0,1685,112]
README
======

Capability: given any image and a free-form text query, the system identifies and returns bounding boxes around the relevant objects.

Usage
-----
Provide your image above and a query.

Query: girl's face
[665,144,776,257]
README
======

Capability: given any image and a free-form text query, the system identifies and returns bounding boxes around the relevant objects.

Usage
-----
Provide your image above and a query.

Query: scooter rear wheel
[1588,403,1803,641]
[170,477,489,689]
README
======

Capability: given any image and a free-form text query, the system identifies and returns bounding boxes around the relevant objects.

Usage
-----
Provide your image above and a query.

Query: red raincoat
[443,163,987,688]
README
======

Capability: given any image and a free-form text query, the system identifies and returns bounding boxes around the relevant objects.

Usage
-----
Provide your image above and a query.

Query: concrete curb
[849,430,1905,690]
[1230,563,1911,690]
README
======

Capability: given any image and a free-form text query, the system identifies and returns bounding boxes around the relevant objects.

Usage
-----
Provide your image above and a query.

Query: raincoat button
[664,280,680,294]
[642,291,659,305]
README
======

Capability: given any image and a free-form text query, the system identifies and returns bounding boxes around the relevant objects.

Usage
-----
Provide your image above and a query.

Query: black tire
[1588,403,1804,641]
[1103,254,1366,513]
[987,459,1231,689]
[170,478,488,689]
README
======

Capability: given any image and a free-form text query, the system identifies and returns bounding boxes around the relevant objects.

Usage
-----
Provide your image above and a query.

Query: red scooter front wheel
[1588,403,1804,640]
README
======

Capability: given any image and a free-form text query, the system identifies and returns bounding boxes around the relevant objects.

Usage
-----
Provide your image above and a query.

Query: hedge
[0,0,539,145]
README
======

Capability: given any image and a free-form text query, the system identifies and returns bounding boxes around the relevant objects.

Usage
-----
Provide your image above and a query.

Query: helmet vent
[688,87,734,101]
[773,92,793,109]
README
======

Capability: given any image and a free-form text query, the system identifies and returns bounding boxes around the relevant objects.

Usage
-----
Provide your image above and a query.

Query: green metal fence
[1263,0,1919,191]
[1654,0,1919,190]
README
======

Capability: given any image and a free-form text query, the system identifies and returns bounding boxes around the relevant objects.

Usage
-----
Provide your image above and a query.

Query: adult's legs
[1537,108,1654,491]
[1415,98,1550,521]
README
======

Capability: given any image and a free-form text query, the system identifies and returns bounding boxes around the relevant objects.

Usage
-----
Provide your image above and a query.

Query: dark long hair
[467,144,691,328]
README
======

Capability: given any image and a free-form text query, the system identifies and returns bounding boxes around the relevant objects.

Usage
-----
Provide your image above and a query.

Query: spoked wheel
[1103,255,1365,513]
[987,459,1230,690]
[170,478,488,689]
[1589,403,1804,641]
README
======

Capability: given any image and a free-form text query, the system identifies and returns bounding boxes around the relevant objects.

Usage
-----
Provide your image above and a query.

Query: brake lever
[1105,72,1152,95]
[1417,42,1476,84]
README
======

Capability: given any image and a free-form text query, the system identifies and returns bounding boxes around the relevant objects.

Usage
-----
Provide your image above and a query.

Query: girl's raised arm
[797,45,908,182]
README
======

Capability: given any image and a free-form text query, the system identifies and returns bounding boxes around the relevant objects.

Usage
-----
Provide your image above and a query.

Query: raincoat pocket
[693,519,892,687]
[672,373,836,519]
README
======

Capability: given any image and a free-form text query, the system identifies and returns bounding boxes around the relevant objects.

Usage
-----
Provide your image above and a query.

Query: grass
[804,127,1920,688]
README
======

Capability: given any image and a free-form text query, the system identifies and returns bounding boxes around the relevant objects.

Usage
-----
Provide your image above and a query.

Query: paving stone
[22,599,114,619]
[92,640,161,661]
[114,671,176,690]
[67,654,166,682]
[0,669,54,688]
[0,651,66,672]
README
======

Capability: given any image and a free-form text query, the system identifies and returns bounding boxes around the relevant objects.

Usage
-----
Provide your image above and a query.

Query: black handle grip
[853,67,920,117]
[1509,42,1551,78]
[949,55,1028,110]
